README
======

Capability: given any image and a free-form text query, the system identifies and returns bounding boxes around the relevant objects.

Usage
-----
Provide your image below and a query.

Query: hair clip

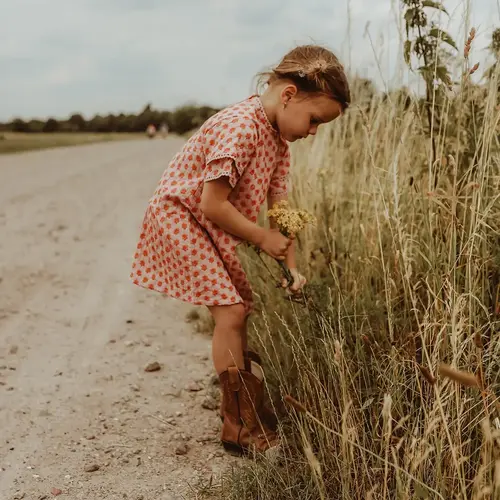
[298,70,306,78]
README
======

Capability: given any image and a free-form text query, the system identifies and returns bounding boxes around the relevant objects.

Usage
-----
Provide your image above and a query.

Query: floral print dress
[130,95,290,313]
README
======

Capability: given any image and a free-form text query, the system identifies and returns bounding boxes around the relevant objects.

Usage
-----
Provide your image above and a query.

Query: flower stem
[277,260,294,287]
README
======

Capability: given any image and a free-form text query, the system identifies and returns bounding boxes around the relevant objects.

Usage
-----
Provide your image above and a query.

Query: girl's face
[275,88,343,142]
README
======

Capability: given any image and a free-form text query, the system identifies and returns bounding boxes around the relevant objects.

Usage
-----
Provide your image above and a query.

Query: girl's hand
[281,268,306,294]
[257,228,292,260]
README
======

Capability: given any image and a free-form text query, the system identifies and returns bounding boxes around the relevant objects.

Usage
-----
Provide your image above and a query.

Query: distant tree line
[0,102,222,135]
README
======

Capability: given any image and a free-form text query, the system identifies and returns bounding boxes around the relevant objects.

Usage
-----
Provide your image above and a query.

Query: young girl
[130,44,350,455]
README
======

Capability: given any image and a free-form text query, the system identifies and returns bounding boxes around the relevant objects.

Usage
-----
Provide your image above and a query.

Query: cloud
[0,0,497,120]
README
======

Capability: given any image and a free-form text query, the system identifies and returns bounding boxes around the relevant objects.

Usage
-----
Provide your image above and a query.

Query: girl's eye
[310,117,321,125]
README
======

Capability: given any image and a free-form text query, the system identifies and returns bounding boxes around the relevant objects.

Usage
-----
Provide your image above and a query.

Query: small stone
[137,496,144,500]
[141,338,152,347]
[9,345,18,355]
[130,384,140,392]
[185,309,200,323]
[7,386,14,391]
[175,444,189,455]
[39,496,48,500]
[51,488,62,496]
[201,396,218,411]
[108,339,117,344]
[121,458,129,464]
[197,436,215,444]
[144,362,161,373]
[136,457,141,466]
[186,382,202,392]
[175,411,183,417]
[126,320,134,324]
[86,435,96,440]
[124,341,135,347]
[13,493,25,499]
[84,464,100,473]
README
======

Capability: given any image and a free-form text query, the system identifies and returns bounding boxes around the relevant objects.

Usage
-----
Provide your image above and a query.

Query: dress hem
[129,276,245,308]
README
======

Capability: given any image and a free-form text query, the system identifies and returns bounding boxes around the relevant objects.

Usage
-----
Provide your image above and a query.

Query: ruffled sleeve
[202,114,257,188]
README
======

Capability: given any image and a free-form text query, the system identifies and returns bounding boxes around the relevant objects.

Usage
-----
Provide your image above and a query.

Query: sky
[0,0,498,121]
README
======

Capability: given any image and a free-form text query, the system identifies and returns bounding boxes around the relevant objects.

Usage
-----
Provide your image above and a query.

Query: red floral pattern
[130,95,291,312]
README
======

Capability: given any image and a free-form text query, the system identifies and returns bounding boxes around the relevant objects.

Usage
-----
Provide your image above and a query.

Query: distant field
[0,132,144,155]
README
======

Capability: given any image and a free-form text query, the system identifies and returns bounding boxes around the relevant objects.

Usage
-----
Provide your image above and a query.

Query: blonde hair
[259,45,351,110]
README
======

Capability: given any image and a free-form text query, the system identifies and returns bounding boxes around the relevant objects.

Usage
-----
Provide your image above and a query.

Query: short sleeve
[203,114,257,188]
[268,143,291,197]
[203,158,239,188]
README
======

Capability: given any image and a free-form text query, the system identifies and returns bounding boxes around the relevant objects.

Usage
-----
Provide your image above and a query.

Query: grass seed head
[438,363,479,388]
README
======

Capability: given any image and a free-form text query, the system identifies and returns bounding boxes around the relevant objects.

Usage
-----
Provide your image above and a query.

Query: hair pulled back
[259,45,351,110]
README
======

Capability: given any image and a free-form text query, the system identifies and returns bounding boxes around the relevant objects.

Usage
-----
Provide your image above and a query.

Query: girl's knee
[211,303,247,330]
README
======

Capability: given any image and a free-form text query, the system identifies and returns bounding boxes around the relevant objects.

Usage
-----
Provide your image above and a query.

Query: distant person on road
[159,122,169,138]
[130,44,350,457]
[146,124,156,139]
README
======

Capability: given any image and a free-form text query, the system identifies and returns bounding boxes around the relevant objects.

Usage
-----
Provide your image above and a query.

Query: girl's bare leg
[209,303,247,374]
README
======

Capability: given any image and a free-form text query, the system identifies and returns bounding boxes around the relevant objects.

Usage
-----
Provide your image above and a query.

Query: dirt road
[0,140,231,499]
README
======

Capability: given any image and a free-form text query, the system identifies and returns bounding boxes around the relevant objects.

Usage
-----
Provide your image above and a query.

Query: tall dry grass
[204,43,500,500]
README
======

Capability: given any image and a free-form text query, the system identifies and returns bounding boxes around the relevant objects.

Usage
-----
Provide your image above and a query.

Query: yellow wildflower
[267,200,316,237]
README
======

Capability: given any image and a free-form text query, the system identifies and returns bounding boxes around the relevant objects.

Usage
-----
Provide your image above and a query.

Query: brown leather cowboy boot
[218,351,278,430]
[244,351,278,430]
[219,366,279,456]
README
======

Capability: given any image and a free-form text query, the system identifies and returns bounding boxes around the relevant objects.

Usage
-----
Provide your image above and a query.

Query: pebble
[9,345,18,355]
[51,488,62,496]
[84,464,100,473]
[186,382,202,392]
[144,362,161,373]
[130,384,140,392]
[124,341,135,347]
[201,396,218,411]
[175,444,189,456]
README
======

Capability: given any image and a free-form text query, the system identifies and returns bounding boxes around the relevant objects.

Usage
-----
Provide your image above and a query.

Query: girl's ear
[281,84,298,104]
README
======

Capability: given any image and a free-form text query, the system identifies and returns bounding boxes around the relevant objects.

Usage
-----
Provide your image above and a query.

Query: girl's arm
[201,177,291,260]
